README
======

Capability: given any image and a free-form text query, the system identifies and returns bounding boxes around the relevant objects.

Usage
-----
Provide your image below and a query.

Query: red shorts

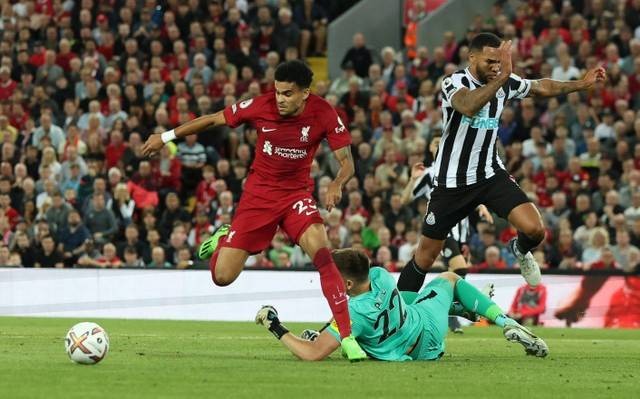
[219,190,324,254]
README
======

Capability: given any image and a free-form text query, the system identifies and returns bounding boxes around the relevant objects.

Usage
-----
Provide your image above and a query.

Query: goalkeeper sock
[397,257,427,292]
[454,279,506,326]
[313,247,351,339]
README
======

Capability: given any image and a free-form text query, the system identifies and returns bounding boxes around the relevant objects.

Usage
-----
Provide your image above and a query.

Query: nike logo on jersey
[261,127,276,132]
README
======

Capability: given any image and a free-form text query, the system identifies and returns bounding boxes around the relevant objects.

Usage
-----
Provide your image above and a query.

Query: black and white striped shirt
[412,165,470,244]
[434,68,532,188]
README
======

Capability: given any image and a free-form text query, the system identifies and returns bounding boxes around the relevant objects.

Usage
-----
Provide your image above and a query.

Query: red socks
[313,248,352,338]
[211,246,352,339]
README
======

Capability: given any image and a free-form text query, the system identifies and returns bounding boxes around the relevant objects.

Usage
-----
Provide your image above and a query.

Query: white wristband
[161,129,176,143]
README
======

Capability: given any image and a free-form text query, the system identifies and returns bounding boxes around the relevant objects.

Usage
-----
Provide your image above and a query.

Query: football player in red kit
[142,60,366,361]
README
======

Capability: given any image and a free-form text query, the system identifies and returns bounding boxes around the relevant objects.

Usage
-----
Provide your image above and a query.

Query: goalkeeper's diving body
[256,249,549,361]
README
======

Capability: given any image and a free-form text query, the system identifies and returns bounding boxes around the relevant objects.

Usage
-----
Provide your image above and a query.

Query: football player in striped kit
[397,32,606,295]
[402,135,494,332]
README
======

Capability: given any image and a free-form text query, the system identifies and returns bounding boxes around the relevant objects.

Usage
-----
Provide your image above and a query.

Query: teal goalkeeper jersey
[327,267,423,361]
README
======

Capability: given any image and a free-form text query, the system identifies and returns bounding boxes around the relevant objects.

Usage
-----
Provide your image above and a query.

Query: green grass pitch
[1,317,638,399]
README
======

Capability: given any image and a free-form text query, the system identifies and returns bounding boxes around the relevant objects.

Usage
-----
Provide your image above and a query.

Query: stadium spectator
[166,225,189,265]
[112,183,135,226]
[34,235,64,268]
[178,134,206,199]
[13,232,34,268]
[582,227,610,265]
[84,193,118,245]
[45,191,71,234]
[0,0,639,277]
[586,246,620,270]
[472,246,508,271]
[123,246,145,268]
[32,114,64,151]
[147,246,172,269]
[78,242,122,268]
[58,210,91,267]
[274,8,301,57]
[341,33,374,78]
[294,0,329,58]
[611,230,640,272]
[116,224,148,261]
[548,228,583,270]
[508,283,547,326]
[158,193,191,241]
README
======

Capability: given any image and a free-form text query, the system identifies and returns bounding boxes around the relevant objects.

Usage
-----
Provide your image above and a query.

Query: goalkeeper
[255,248,548,361]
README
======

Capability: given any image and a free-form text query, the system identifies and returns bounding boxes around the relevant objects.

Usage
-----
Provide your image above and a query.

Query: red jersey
[509,284,547,318]
[0,79,17,101]
[223,93,351,195]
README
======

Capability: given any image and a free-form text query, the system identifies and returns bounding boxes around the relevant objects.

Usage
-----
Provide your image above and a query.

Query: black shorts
[422,170,530,240]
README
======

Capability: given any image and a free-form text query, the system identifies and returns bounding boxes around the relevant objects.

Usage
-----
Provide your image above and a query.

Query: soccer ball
[64,322,109,365]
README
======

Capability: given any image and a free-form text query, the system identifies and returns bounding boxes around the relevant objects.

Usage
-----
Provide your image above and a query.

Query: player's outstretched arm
[326,145,355,211]
[528,67,606,98]
[280,331,340,361]
[255,306,339,361]
[141,110,227,157]
[451,40,512,117]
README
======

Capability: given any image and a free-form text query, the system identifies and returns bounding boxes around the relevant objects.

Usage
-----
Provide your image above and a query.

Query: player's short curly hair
[274,60,313,89]
[331,248,371,283]
[469,32,501,52]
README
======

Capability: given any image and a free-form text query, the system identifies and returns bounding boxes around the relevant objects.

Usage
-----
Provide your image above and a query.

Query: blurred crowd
[0,0,638,274]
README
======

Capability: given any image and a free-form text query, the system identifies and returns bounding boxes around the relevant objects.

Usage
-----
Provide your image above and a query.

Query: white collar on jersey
[464,67,484,86]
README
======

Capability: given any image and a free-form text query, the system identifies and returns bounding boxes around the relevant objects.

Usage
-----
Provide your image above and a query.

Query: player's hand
[477,204,494,224]
[410,162,425,180]
[582,66,606,89]
[300,329,320,341]
[326,181,342,212]
[498,40,513,81]
[255,305,279,329]
[141,133,164,157]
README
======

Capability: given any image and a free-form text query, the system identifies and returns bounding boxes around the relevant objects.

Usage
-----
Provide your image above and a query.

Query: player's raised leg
[208,246,250,287]
[445,271,548,357]
[197,223,252,287]
[507,202,545,287]
[198,224,230,260]
[198,223,251,286]
[397,235,444,292]
[481,172,545,287]
[297,223,366,361]
[398,182,480,292]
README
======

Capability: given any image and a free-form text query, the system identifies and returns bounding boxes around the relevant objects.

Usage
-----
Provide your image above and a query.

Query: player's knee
[439,271,460,287]
[414,252,433,271]
[211,258,238,287]
[415,247,439,271]
[212,268,236,287]
[522,223,546,244]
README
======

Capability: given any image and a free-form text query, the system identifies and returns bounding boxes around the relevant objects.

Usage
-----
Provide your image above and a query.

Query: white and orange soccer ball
[64,322,109,365]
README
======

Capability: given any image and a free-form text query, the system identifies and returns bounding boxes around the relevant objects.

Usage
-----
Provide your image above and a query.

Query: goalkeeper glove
[255,305,290,340]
